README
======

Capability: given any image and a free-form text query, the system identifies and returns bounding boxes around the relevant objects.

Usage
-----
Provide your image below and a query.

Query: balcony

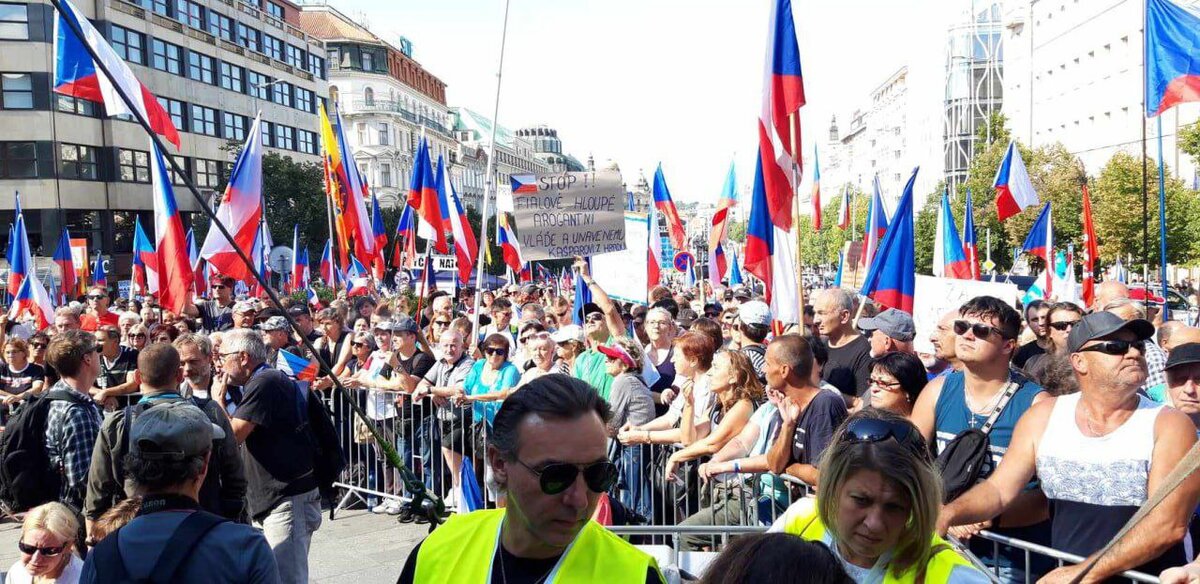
[349,100,449,135]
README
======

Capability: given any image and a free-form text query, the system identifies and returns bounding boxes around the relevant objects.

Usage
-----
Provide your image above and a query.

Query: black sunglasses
[434,320,451,326]
[1078,339,1145,356]
[1048,320,1080,332]
[87,295,105,300]
[953,320,1011,341]
[211,284,227,289]
[130,333,147,339]
[351,342,365,348]
[484,347,508,356]
[31,343,46,349]
[18,541,64,556]
[515,458,618,495]
[841,418,930,462]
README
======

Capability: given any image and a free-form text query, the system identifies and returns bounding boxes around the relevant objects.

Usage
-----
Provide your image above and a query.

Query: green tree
[1178,121,1200,168]
[913,184,943,275]
[1091,151,1200,268]
[796,185,871,268]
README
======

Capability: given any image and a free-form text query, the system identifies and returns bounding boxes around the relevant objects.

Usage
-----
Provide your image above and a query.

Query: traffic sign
[982,259,996,272]
[673,251,694,272]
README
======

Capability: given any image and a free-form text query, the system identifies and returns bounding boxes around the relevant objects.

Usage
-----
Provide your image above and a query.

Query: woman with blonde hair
[770,409,985,584]
[7,502,84,584]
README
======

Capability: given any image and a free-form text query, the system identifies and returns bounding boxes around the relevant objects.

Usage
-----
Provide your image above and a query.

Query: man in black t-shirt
[813,288,872,407]
[763,335,848,486]
[1013,300,1049,369]
[223,328,320,584]
[93,325,140,409]
[183,274,237,332]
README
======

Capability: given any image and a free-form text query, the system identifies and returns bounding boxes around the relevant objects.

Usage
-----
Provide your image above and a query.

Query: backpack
[934,378,1020,504]
[117,396,213,487]
[0,389,92,512]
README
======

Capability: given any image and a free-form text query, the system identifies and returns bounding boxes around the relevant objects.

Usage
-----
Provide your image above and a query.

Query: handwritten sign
[592,213,649,304]
[510,170,626,260]
[910,275,1019,354]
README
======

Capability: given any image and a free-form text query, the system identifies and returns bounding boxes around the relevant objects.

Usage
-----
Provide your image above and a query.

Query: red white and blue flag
[708,162,737,288]
[652,165,687,251]
[320,239,336,286]
[993,141,1039,221]
[647,201,662,291]
[932,191,972,280]
[745,153,799,323]
[757,0,806,231]
[332,108,375,262]
[290,225,303,292]
[862,176,890,269]
[369,194,387,280]
[837,186,851,230]
[276,350,319,382]
[52,228,76,304]
[1081,183,1098,306]
[150,141,192,314]
[131,214,156,298]
[185,228,204,296]
[498,214,523,274]
[202,116,263,280]
[251,218,273,299]
[392,204,415,270]
[1146,0,1200,117]
[7,269,55,330]
[510,175,538,194]
[307,287,320,308]
[52,0,180,148]
[437,156,478,285]
[92,252,106,287]
[6,195,32,296]
[810,145,822,230]
[406,139,447,254]
[1021,202,1054,297]
[962,188,980,279]
[861,168,918,314]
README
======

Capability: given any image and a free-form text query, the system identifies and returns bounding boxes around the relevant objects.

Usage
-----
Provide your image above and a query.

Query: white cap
[551,324,585,344]
[737,301,772,327]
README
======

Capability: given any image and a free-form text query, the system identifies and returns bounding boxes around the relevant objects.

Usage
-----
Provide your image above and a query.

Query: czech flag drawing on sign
[511,175,538,194]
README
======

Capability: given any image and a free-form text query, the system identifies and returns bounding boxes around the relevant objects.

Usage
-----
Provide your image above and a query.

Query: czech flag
[861,168,918,314]
[300,249,311,289]
[963,188,980,279]
[185,228,204,296]
[862,175,889,268]
[932,190,972,280]
[150,141,192,314]
[652,165,687,251]
[52,0,180,148]
[52,228,76,304]
[1021,202,1054,297]
[92,252,106,287]
[647,201,662,291]
[498,214,523,274]
[369,194,387,280]
[320,239,336,286]
[276,350,318,382]
[744,152,800,324]
[306,287,320,309]
[437,156,478,285]
[757,0,806,231]
[810,145,822,230]
[392,204,415,270]
[992,141,1039,221]
[729,249,743,286]
[1146,0,1200,117]
[837,187,851,230]
[510,175,538,194]
[1081,183,1099,307]
[406,139,447,253]
[202,115,263,280]
[131,214,156,297]
[7,195,32,296]
[290,225,303,292]
[7,271,55,331]
[708,161,737,288]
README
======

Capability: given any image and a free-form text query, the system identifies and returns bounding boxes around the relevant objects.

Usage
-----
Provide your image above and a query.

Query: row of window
[0,140,227,188]
[111,25,318,115]
[128,0,323,79]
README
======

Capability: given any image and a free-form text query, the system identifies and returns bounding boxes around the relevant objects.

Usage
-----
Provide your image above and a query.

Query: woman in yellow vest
[397,374,665,583]
[769,409,989,584]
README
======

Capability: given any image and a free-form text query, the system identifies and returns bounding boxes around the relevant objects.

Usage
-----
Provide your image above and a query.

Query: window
[379,163,392,187]
[207,10,232,41]
[222,112,245,141]
[56,94,98,116]
[285,45,304,69]
[151,40,182,75]
[0,73,32,109]
[0,3,28,40]
[194,158,219,188]
[0,142,36,178]
[293,87,313,113]
[118,149,150,182]
[236,23,259,53]
[187,52,214,84]
[189,104,216,136]
[297,129,315,154]
[175,0,202,28]
[363,87,374,106]
[151,0,168,17]
[265,2,283,19]
[219,62,243,93]
[59,143,97,181]
[361,51,373,72]
[377,123,389,145]
[274,125,293,150]
[259,120,272,147]
[309,55,324,79]
[247,70,270,99]
[263,34,282,61]
[168,155,187,185]
[111,26,145,64]
[156,96,185,132]
[272,81,291,107]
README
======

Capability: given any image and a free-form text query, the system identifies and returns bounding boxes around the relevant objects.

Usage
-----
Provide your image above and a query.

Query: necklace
[498,543,555,584]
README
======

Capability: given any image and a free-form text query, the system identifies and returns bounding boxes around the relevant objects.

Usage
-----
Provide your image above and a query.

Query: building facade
[0,0,327,278]
[451,106,549,188]
[944,0,1005,194]
[298,4,452,210]
[514,125,585,173]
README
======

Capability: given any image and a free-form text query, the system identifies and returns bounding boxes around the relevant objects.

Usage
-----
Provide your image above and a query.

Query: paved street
[0,507,429,583]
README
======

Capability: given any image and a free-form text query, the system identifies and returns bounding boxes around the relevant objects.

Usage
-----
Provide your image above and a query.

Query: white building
[451,107,549,187]
[1002,0,1200,181]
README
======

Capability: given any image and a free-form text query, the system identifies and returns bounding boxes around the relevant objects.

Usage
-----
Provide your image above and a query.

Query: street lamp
[251,78,288,119]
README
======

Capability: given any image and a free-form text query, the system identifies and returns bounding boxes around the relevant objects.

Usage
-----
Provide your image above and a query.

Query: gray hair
[118,311,142,326]
[221,328,268,363]
[1101,297,1147,320]
[646,307,674,323]
[54,306,81,320]
[818,288,856,313]
[172,333,212,358]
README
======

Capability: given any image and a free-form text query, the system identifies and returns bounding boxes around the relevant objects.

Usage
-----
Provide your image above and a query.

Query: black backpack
[934,378,1020,504]
[0,389,92,512]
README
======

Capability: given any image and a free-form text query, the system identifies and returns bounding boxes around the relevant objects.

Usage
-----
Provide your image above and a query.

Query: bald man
[1092,281,1130,312]
[1167,328,1200,352]
[1160,321,1189,352]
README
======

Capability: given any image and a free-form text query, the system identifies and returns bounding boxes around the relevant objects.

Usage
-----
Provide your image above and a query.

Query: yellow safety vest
[782,499,978,584]
[413,509,665,584]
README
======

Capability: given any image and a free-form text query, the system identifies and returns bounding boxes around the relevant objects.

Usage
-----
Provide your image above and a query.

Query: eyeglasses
[211,284,226,289]
[1048,320,1080,332]
[219,351,243,359]
[30,343,46,349]
[351,342,365,348]
[1077,339,1145,356]
[514,458,619,495]
[868,377,904,392]
[433,321,451,327]
[841,418,929,461]
[518,336,534,344]
[130,333,147,339]
[484,347,508,356]
[18,541,64,556]
[953,320,1011,341]
[87,295,104,301]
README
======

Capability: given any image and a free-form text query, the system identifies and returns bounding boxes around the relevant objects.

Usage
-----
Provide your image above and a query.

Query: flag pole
[45,0,445,525]
[791,113,806,316]
[470,0,512,352]
[1156,116,1170,318]
[1141,0,1151,293]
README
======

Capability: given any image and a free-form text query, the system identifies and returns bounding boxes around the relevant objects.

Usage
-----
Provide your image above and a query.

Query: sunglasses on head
[953,320,1011,340]
[515,458,618,495]
[18,541,64,556]
[841,417,930,461]
[1078,339,1145,356]
[1048,320,1079,332]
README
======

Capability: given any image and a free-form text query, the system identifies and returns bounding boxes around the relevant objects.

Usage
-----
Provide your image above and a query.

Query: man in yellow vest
[397,374,665,583]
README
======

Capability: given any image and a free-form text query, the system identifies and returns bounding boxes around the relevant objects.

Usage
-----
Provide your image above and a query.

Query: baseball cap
[391,315,419,334]
[597,344,635,367]
[737,301,772,327]
[857,309,916,342]
[1067,311,1155,354]
[520,284,538,296]
[233,300,258,314]
[582,302,603,317]
[551,325,585,344]
[130,401,225,461]
[677,309,698,328]
[1165,342,1200,371]
[260,316,289,332]
[286,305,310,318]
[733,287,752,300]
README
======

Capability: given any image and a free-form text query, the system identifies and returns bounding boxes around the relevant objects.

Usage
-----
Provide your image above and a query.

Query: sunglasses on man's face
[212,284,226,289]
[1078,339,1145,356]
[515,458,618,495]
[1048,320,1080,332]
[31,343,46,350]
[18,541,64,556]
[953,320,1010,341]
[130,333,147,339]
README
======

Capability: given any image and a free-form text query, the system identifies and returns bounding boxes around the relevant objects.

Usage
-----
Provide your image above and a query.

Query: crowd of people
[1,260,1200,583]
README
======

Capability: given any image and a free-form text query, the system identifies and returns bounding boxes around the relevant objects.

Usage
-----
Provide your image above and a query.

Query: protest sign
[412,255,458,271]
[592,213,648,304]
[910,275,1019,354]
[510,170,626,261]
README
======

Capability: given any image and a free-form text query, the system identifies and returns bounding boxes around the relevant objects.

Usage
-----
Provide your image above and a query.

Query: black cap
[1166,343,1200,371]
[286,305,310,318]
[1067,311,1155,354]
[677,309,698,328]
[582,302,603,317]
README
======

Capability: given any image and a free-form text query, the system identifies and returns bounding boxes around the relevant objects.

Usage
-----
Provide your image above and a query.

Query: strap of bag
[147,511,229,584]
[979,378,1021,435]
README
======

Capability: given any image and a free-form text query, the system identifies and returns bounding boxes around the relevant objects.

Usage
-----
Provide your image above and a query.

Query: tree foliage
[1091,151,1200,267]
